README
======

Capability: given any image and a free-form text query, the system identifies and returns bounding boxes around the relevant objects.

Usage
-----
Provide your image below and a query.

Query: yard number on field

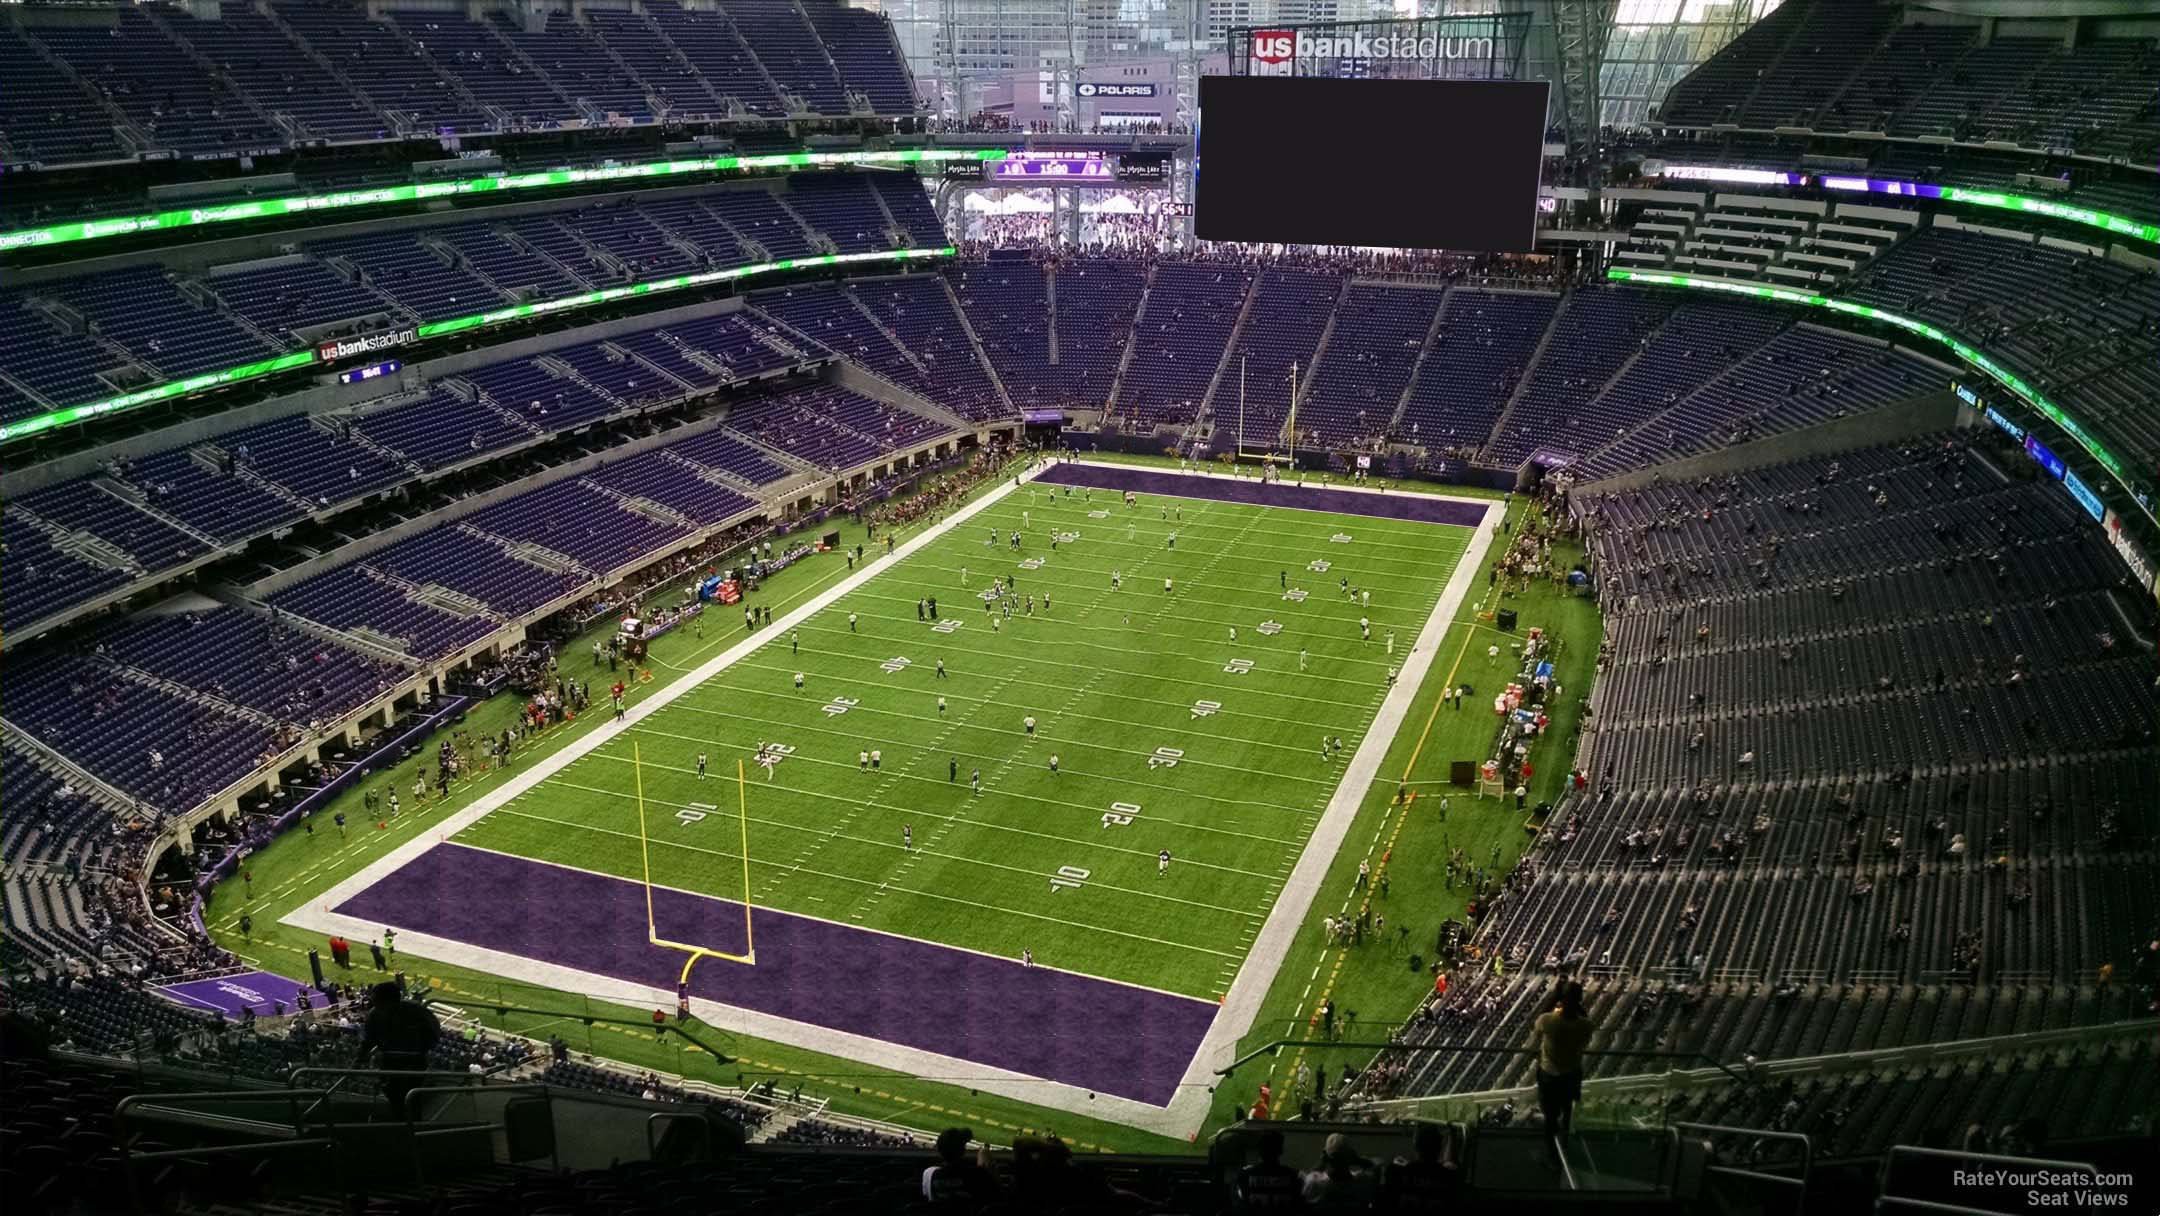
[1330,533,1353,544]
[1146,746,1184,770]
[1257,620,1283,636]
[821,696,859,717]
[755,743,794,771]
[1308,559,1331,573]
[932,618,963,634]
[1050,865,1092,892]
[1191,699,1222,719]
[880,656,911,674]
[1101,801,1142,828]
[677,801,718,826]
[1283,589,1308,603]
[1223,658,1255,674]
[1019,557,1045,570]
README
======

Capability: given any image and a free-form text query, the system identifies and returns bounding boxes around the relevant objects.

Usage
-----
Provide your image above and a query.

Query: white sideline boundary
[284,458,1499,1138]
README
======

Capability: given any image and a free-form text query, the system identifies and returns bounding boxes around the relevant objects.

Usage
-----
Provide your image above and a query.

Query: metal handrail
[1674,1120,1812,1193]
[1216,1038,1751,1086]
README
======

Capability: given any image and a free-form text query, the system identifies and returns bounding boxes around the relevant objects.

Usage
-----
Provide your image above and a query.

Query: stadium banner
[2102,509,2157,592]
[0,246,956,444]
[2062,468,2105,522]
[1604,267,2156,531]
[1076,82,1157,98]
[1231,14,1529,81]
[0,148,1011,254]
[160,969,333,1017]
[1118,152,1172,184]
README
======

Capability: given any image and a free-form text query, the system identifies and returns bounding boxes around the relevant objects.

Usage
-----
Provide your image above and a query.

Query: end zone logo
[1252,29,1295,64]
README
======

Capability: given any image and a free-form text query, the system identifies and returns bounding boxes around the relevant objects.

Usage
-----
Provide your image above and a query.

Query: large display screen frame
[1195,75,1549,252]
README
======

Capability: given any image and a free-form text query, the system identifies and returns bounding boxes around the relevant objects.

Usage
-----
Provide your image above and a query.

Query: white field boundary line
[1154,469,1502,1137]
[285,460,1498,1137]
[281,465,1227,1131]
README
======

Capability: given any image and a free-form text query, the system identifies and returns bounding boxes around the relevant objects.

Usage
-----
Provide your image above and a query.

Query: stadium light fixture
[0,148,1011,254]
[1605,267,2154,528]
[0,245,957,444]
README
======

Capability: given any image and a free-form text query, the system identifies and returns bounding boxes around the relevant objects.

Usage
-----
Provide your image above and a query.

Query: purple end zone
[335,844,1217,1106]
[1035,462,1489,527]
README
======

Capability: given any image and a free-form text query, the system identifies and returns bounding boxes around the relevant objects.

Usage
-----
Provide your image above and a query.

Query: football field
[303,462,1491,1128]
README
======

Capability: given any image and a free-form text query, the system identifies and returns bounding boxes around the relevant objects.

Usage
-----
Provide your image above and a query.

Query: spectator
[922,1126,998,1205]
[360,982,441,1119]
[1301,1132,1376,1209]
[1382,1123,1461,1211]
[1233,1127,1302,1211]
[1531,980,1596,1150]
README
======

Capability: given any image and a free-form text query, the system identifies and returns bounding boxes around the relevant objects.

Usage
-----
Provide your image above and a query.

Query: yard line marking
[645,699,1339,791]
[617,717,1321,825]
[667,685,1365,766]
[481,798,1268,920]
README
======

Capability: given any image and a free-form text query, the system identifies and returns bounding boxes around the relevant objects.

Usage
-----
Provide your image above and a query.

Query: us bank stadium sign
[1232,13,1530,80]
[317,330,417,361]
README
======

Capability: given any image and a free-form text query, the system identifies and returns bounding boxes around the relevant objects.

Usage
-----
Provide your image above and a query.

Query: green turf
[210,454,1598,1151]
[462,483,1473,997]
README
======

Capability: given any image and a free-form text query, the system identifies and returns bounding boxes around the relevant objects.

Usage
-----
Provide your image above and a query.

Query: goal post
[632,745,756,980]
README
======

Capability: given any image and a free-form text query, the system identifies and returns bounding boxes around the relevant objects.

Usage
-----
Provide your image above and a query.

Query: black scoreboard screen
[1196,75,1549,252]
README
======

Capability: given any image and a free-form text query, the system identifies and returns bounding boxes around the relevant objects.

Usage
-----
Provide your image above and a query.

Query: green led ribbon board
[0,148,1009,253]
[0,246,955,443]
[1605,267,2150,529]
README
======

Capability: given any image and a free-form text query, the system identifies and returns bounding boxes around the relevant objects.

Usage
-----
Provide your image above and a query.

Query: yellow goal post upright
[632,745,756,985]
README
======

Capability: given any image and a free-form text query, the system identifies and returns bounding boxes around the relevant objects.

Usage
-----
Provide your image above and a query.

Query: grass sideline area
[207,452,1596,1152]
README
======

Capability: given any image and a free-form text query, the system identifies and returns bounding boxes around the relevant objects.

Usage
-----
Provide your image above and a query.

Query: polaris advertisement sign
[1077,82,1157,98]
